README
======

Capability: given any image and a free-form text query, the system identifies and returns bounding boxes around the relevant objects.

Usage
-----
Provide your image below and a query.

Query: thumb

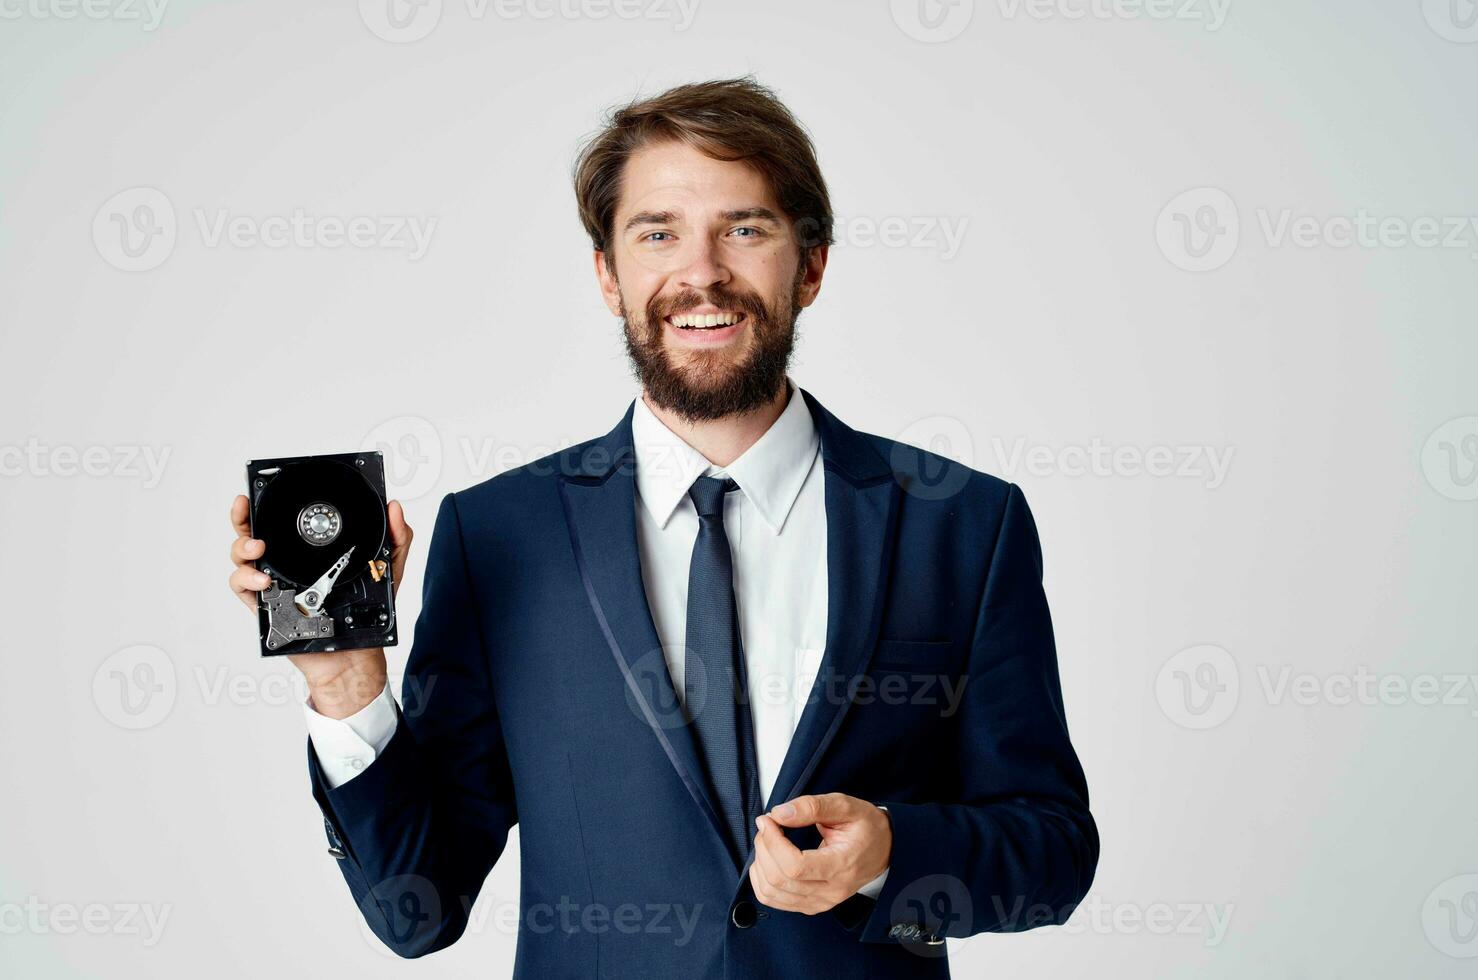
[767,793,855,828]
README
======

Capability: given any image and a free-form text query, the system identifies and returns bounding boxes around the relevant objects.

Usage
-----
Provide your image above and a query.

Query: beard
[619,264,804,423]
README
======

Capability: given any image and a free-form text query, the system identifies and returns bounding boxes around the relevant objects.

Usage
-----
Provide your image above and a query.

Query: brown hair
[572,76,834,266]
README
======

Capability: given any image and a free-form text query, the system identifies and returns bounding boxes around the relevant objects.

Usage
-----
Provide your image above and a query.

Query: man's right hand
[228,494,415,719]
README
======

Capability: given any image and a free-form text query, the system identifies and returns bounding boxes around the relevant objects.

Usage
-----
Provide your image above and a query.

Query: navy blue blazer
[308,388,1098,978]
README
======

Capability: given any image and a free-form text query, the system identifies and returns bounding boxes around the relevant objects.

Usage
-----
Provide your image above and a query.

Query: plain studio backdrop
[2,1,1475,976]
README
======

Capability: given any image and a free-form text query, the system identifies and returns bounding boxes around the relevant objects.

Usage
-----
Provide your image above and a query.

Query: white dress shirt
[303,380,887,897]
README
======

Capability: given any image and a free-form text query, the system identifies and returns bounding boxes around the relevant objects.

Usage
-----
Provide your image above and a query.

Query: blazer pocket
[871,638,953,669]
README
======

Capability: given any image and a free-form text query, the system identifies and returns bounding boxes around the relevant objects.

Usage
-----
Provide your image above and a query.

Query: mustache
[647,287,770,325]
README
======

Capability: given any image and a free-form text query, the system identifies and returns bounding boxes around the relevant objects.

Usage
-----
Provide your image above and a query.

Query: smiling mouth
[666,312,747,331]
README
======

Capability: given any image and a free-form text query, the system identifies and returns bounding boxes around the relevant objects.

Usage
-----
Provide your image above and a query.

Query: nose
[677,237,730,292]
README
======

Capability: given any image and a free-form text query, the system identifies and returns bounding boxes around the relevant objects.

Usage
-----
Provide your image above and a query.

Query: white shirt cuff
[857,867,889,899]
[303,682,398,789]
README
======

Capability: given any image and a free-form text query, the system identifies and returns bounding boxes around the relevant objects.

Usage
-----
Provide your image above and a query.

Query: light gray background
[2,0,1476,976]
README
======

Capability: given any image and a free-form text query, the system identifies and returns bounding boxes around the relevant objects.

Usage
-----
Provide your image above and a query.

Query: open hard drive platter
[245,451,398,657]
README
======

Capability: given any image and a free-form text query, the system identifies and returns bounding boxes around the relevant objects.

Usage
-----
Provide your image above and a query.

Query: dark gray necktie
[685,475,762,862]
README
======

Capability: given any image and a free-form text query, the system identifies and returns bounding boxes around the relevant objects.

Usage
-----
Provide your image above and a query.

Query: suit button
[327,845,347,860]
[730,900,757,929]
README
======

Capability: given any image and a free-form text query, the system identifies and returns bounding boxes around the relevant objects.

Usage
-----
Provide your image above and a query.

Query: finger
[752,818,799,896]
[230,535,265,566]
[756,815,835,886]
[755,815,804,886]
[230,494,252,537]
[750,855,835,917]
[748,855,810,913]
[387,500,413,549]
[230,565,272,596]
[769,793,858,829]
[747,860,784,909]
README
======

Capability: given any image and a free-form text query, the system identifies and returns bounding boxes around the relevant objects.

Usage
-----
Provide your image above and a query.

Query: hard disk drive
[246,451,398,656]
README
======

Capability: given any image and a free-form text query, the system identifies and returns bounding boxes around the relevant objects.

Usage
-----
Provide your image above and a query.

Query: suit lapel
[556,405,733,865]
[763,389,902,812]
[559,391,903,867]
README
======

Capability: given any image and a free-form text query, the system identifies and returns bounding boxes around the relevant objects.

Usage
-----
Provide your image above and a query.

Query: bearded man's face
[594,139,826,421]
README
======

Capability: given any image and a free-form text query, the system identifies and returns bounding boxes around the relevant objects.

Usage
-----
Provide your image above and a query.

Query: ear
[794,244,829,310]
[594,249,623,316]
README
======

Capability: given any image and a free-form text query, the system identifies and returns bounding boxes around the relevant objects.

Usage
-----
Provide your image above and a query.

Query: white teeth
[671,312,742,328]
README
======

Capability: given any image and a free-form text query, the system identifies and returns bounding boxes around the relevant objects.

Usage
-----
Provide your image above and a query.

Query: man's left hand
[748,793,892,914]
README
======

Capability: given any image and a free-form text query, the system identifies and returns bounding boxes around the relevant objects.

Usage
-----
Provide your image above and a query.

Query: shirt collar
[631,380,820,533]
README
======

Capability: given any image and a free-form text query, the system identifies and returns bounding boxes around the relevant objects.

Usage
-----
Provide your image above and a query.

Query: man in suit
[227,77,1097,977]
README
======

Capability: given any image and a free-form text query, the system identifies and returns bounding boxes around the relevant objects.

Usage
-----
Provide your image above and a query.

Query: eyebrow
[621,206,784,234]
